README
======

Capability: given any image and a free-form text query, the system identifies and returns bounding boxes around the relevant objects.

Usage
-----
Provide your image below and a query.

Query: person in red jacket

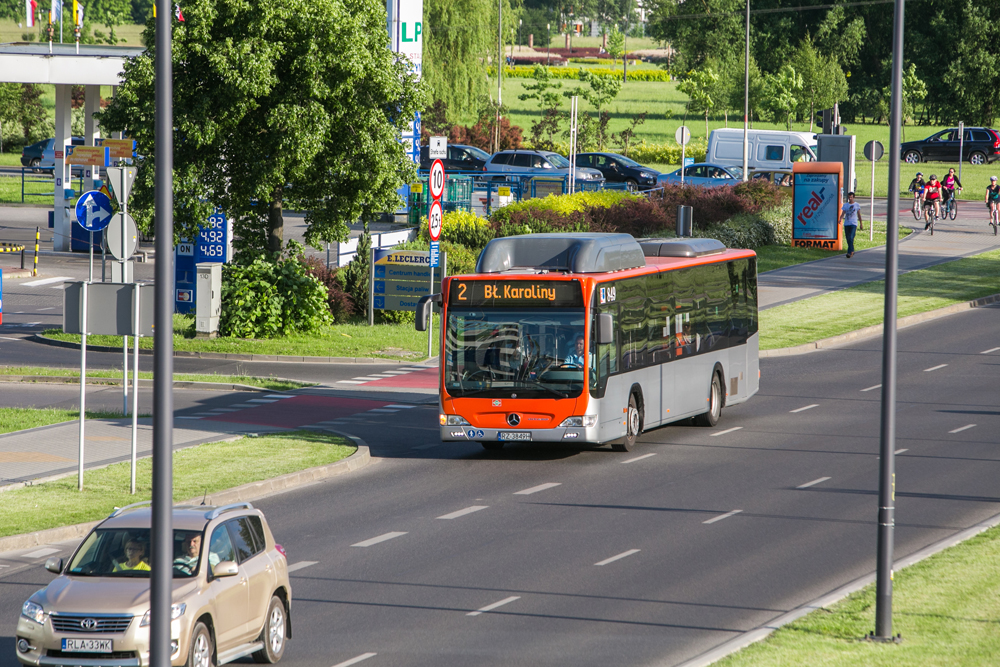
[922,174,942,229]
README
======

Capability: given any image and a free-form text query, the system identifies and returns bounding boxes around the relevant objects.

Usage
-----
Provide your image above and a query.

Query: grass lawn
[759,248,1000,350]
[715,523,1000,667]
[755,225,912,274]
[0,172,55,205]
[0,430,355,538]
[0,407,146,435]
[44,314,439,359]
[0,365,310,391]
[0,19,146,46]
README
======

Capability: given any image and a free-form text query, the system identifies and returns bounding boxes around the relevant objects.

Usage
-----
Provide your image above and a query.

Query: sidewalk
[759,199,1000,309]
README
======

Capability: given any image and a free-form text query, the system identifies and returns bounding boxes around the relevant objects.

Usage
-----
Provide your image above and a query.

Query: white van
[707,129,818,171]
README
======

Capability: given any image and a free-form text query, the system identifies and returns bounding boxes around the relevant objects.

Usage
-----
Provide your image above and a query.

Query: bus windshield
[445,309,586,398]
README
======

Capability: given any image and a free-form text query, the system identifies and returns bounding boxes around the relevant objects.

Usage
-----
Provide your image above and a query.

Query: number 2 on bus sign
[428,200,443,241]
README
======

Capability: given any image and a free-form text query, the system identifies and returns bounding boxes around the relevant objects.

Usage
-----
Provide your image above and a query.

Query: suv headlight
[559,415,597,428]
[21,601,45,624]
[140,603,186,627]
[440,414,470,426]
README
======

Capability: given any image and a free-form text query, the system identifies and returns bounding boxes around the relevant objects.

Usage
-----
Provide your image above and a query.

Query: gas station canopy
[0,43,143,86]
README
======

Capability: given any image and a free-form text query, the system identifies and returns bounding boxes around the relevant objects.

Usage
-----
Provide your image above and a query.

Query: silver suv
[16,502,292,667]
[483,149,605,183]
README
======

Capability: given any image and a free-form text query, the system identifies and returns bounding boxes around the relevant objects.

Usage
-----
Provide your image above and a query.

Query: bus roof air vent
[638,238,727,258]
[476,233,646,274]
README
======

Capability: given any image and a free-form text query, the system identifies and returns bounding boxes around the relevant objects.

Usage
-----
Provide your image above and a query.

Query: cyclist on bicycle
[986,176,1000,220]
[942,167,962,208]
[922,174,942,229]
[908,172,925,209]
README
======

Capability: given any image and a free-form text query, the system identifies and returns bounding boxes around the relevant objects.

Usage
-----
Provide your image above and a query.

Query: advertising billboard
[791,162,843,250]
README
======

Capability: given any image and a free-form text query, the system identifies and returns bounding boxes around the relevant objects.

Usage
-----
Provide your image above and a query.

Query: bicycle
[923,199,938,235]
[990,202,999,236]
[942,189,960,220]
[911,193,923,220]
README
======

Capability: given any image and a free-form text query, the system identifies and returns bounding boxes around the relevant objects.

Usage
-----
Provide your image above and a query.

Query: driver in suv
[16,502,291,667]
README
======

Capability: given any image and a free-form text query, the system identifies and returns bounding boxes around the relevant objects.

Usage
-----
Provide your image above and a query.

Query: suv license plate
[499,432,531,441]
[62,638,112,653]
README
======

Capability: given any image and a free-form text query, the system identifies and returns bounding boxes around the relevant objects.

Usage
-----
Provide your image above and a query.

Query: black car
[575,152,661,191]
[901,127,1000,165]
[419,143,491,172]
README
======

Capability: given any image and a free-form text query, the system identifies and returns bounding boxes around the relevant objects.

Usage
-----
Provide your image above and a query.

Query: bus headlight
[559,415,597,428]
[440,414,470,426]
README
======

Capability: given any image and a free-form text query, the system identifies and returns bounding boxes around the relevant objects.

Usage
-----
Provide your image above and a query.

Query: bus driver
[565,335,586,367]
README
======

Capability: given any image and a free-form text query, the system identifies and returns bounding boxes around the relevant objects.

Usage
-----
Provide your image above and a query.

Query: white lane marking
[265,394,294,399]
[287,560,319,573]
[790,404,819,413]
[514,482,561,495]
[923,364,948,372]
[981,347,1000,354]
[467,596,520,616]
[413,443,440,450]
[23,547,60,559]
[366,408,399,413]
[895,449,908,454]
[797,476,831,489]
[437,505,489,520]
[710,427,743,437]
[331,654,377,667]
[226,404,256,409]
[861,384,882,392]
[336,380,366,384]
[351,532,407,548]
[22,276,71,287]
[209,408,242,412]
[384,404,416,409]
[703,509,742,524]
[38,307,54,311]
[176,416,202,420]
[246,398,278,403]
[594,549,640,566]
[0,336,20,341]
[949,424,976,434]
[621,453,656,464]
[380,370,412,375]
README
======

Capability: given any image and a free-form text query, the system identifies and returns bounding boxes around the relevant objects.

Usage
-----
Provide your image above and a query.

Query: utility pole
[742,0,750,181]
[496,0,503,153]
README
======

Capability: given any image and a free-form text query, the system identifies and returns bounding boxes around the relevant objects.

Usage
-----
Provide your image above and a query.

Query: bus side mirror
[597,313,614,345]
[415,294,442,332]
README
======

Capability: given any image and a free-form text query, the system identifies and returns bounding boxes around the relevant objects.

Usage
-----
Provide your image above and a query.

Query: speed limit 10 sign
[429,159,446,200]
[428,199,443,241]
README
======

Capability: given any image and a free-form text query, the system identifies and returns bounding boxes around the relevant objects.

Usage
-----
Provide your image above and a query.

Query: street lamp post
[742,0,750,181]
[547,23,550,65]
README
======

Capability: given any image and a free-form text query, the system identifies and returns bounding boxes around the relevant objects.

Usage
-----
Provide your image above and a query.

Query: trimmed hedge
[695,201,793,250]
[418,210,495,249]
[497,65,671,82]
[488,190,640,229]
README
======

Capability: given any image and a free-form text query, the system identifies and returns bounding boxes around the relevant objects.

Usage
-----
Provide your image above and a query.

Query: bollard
[676,205,693,237]
[34,227,39,276]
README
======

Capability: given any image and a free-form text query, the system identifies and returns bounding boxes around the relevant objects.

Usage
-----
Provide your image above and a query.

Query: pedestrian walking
[842,192,862,258]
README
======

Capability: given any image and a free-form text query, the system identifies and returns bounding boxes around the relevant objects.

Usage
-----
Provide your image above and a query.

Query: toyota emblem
[80,618,98,630]
[506,413,521,427]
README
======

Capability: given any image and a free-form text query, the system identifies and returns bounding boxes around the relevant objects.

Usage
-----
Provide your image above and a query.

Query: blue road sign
[75,191,114,232]
[430,241,440,268]
[683,157,695,168]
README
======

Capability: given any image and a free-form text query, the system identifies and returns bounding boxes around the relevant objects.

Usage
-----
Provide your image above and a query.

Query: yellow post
[34,226,39,276]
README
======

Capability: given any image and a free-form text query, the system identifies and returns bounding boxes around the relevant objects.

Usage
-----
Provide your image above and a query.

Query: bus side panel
[597,373,630,443]
[728,342,747,403]
[658,362,675,428]
[747,333,760,398]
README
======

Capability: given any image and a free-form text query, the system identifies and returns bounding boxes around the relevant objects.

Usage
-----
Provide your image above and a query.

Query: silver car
[483,149,605,183]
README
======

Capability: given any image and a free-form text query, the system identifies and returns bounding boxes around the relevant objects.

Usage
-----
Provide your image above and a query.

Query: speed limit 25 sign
[428,199,443,242]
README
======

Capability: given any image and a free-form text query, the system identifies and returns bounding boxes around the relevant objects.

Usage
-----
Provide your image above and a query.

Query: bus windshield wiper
[516,380,567,398]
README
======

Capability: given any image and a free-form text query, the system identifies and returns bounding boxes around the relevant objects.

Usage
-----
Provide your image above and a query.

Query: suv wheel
[625,179,639,192]
[252,596,286,664]
[969,151,986,165]
[903,150,921,164]
[187,622,215,667]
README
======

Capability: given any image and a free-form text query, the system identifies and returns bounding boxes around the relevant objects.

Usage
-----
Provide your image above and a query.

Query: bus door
[590,299,626,443]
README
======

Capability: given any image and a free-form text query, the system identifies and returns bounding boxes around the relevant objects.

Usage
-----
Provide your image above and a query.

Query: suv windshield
[445,309,586,398]
[545,153,571,168]
[68,529,205,578]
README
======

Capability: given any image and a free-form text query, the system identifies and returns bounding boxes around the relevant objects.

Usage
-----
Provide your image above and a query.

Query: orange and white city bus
[416,233,759,452]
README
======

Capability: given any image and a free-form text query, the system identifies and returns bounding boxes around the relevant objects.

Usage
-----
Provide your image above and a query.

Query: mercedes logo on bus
[506,413,521,427]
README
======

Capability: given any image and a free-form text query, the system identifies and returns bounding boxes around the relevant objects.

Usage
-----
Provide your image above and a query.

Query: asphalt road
[3,304,999,666]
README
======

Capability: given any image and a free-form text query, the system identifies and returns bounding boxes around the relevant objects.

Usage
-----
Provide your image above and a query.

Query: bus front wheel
[695,373,723,427]
[613,394,642,452]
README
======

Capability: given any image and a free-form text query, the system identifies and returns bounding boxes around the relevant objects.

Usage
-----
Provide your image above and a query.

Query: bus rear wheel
[612,394,641,452]
[480,441,504,451]
[695,373,723,427]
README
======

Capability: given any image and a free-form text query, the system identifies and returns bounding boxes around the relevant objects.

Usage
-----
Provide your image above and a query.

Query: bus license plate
[62,638,112,653]
[499,432,531,441]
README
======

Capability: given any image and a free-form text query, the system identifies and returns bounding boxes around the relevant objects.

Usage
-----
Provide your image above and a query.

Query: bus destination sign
[449,280,583,307]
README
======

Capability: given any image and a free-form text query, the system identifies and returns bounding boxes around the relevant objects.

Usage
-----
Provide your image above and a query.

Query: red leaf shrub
[450,117,524,152]
[301,257,355,323]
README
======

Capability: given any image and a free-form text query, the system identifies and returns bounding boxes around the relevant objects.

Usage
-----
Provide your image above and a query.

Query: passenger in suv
[483,149,604,183]
[16,502,291,667]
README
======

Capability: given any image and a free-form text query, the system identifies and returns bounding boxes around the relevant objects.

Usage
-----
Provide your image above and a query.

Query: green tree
[565,70,622,113]
[677,66,718,138]
[647,0,743,72]
[761,65,802,130]
[99,0,426,259]
[792,36,849,131]
[518,64,564,112]
[606,24,625,66]
[89,0,131,44]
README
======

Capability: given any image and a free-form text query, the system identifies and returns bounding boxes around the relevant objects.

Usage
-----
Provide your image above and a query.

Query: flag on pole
[26,0,37,27]
[152,3,184,20]
[50,0,60,22]
[76,2,83,26]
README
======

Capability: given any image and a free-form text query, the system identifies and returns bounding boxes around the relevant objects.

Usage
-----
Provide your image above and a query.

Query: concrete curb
[30,333,425,365]
[0,375,272,392]
[673,508,1000,667]
[0,436,371,555]
[761,292,1000,358]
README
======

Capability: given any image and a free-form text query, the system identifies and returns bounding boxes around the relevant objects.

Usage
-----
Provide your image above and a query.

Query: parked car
[39,137,88,174]
[657,162,744,188]
[15,501,291,667]
[900,127,1000,165]
[419,143,491,171]
[750,169,794,187]
[575,152,660,191]
[20,137,86,172]
[483,149,604,183]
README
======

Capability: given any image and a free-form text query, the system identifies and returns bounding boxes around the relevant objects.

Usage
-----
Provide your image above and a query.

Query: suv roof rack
[205,502,254,520]
[108,501,151,518]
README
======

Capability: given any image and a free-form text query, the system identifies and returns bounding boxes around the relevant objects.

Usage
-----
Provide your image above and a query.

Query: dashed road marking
[981,347,1000,354]
[923,364,948,372]
[23,276,71,287]
[351,532,407,548]
[895,449,908,454]
[703,509,742,524]
[384,404,416,409]
[265,394,295,399]
[287,560,319,573]
[514,482,561,495]
[949,424,976,434]
[331,654,377,667]
[437,506,488,520]
[790,404,819,413]
[861,384,882,392]
[621,453,656,464]
[594,549,640,566]
[336,380,366,385]
[467,596,520,617]
[710,427,743,437]
[797,476,831,489]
